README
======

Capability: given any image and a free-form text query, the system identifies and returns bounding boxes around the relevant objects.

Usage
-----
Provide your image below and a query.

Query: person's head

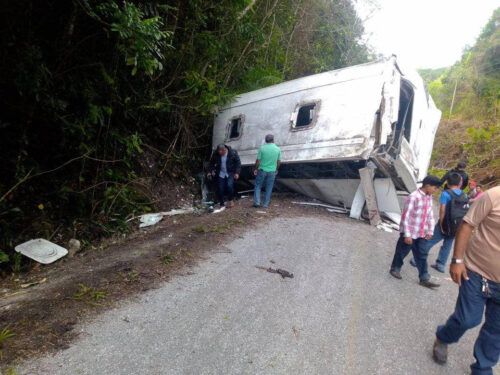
[446,172,462,188]
[476,185,483,193]
[456,161,467,170]
[217,144,228,156]
[469,179,477,190]
[265,134,274,143]
[420,175,442,195]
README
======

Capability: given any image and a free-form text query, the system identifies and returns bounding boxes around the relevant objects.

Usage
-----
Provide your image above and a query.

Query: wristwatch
[451,258,464,264]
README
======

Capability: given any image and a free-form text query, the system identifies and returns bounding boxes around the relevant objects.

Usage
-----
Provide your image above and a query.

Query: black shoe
[431,263,446,273]
[433,338,448,364]
[419,279,440,289]
[390,270,402,279]
[253,204,260,208]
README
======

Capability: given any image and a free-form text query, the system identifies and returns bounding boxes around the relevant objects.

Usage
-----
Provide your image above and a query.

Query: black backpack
[443,190,470,236]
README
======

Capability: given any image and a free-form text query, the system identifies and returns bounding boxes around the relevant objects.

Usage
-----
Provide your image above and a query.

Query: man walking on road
[253,134,281,209]
[389,176,442,288]
[410,172,469,272]
[433,186,500,375]
[209,144,241,208]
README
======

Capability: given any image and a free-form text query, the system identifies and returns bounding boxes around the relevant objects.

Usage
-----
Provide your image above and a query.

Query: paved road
[18,215,494,375]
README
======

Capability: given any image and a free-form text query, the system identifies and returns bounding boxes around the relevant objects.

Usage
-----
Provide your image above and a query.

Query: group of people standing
[207,134,281,209]
[389,162,500,374]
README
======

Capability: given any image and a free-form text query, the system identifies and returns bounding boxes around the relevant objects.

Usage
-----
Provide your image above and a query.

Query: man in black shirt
[441,161,469,189]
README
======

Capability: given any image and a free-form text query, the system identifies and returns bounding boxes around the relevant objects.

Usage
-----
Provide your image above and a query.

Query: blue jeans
[437,269,500,375]
[390,234,431,281]
[426,223,454,268]
[254,170,276,208]
[217,175,235,206]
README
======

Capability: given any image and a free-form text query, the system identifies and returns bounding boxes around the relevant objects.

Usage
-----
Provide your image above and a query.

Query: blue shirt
[219,154,228,178]
[440,188,464,205]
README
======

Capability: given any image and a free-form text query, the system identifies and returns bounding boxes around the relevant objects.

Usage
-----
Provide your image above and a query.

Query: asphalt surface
[18,215,495,375]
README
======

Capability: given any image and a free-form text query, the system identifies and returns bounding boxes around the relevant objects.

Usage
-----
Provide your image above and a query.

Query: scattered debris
[292,326,300,338]
[67,239,81,258]
[239,189,254,194]
[15,239,68,264]
[256,266,294,279]
[213,206,226,214]
[291,201,348,214]
[20,278,47,289]
[256,210,267,214]
[376,223,394,233]
[136,207,196,228]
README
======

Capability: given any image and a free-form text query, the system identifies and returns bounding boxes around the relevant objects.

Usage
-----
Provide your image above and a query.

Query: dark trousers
[217,175,234,206]
[437,269,500,375]
[390,234,431,281]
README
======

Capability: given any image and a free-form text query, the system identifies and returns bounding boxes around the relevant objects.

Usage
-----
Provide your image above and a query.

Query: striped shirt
[400,189,435,239]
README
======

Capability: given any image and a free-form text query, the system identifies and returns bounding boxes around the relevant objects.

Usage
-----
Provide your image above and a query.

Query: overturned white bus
[211,56,441,222]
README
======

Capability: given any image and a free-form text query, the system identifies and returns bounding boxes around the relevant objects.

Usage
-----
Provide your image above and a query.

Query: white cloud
[355,0,500,68]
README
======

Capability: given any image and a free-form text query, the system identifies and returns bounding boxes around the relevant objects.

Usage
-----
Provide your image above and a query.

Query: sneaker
[389,270,402,279]
[419,279,440,289]
[253,203,260,208]
[410,258,417,267]
[433,338,448,364]
[431,263,445,273]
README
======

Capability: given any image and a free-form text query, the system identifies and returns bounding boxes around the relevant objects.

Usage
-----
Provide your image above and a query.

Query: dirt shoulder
[0,194,341,368]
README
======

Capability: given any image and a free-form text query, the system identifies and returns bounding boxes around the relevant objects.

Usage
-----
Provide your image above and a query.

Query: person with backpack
[420,172,470,273]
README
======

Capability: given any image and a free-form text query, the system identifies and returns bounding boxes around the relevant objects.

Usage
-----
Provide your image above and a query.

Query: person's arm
[402,195,416,244]
[450,192,492,285]
[276,149,281,170]
[425,199,436,239]
[233,151,241,179]
[449,222,473,285]
[462,173,469,189]
[438,204,446,227]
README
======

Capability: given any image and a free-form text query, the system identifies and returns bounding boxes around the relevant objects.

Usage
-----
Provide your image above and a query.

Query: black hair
[447,172,462,187]
[457,161,467,169]
[265,134,274,143]
[421,175,442,187]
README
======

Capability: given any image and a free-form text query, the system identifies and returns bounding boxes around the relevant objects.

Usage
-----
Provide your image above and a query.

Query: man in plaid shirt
[390,175,442,288]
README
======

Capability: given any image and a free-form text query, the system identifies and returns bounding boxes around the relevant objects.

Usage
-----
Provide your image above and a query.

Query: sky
[355,0,500,69]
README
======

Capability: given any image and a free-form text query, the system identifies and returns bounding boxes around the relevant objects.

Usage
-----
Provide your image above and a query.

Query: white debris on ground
[135,207,196,228]
[291,201,348,214]
[15,239,68,264]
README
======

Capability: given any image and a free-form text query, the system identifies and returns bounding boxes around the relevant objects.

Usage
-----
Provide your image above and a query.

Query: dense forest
[422,8,499,186]
[0,0,372,271]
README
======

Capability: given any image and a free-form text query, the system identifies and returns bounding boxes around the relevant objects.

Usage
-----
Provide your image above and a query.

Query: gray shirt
[219,154,228,178]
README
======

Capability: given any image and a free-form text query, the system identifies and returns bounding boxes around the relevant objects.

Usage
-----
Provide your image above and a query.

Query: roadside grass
[0,327,16,359]
[72,284,107,306]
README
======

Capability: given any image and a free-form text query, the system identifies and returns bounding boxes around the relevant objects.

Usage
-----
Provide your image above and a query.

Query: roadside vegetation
[421,8,499,185]
[0,0,372,274]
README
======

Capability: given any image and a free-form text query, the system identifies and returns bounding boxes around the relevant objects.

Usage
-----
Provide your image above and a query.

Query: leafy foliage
[0,0,371,273]
[421,8,499,186]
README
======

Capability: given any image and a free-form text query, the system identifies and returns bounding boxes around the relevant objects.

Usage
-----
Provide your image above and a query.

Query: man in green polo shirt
[253,134,281,208]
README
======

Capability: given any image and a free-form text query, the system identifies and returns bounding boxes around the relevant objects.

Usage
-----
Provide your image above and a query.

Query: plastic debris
[213,206,226,214]
[15,239,68,264]
[376,223,394,233]
[139,213,164,228]
[135,207,195,228]
[291,201,348,213]
[20,278,47,288]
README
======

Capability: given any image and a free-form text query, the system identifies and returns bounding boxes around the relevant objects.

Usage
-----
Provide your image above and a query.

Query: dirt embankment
[431,119,499,186]
[0,195,338,369]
